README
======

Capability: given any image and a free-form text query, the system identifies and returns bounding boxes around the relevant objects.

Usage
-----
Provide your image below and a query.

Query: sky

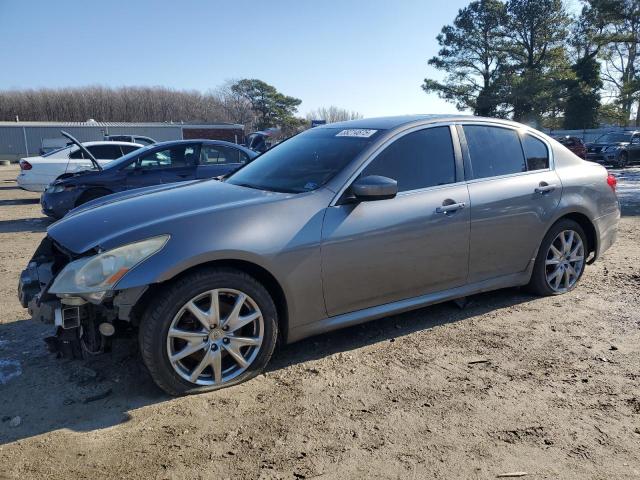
[0,0,535,118]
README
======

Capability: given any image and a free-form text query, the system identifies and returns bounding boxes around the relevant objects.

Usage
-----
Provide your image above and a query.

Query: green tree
[422,0,510,116]
[504,0,572,124]
[588,0,640,124]
[230,79,302,131]
[563,6,606,128]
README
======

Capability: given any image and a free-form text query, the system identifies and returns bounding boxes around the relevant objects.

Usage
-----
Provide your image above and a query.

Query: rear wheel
[528,219,587,296]
[139,268,278,396]
[617,151,629,168]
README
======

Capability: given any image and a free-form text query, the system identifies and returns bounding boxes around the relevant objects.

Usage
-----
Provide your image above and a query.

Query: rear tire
[528,219,588,296]
[139,268,278,396]
[617,152,629,168]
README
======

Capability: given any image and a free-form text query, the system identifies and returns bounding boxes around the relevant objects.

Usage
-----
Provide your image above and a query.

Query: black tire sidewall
[139,268,278,396]
[529,219,588,296]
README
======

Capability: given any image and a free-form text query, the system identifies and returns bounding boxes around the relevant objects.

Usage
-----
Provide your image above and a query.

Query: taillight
[607,173,617,193]
[20,160,32,170]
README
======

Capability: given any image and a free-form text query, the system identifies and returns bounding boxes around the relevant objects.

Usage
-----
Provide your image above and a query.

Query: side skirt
[286,270,532,343]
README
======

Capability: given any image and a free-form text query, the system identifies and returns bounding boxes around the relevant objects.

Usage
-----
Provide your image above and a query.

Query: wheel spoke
[224,342,249,369]
[226,311,260,333]
[189,352,212,382]
[546,258,560,266]
[209,290,220,327]
[563,268,570,290]
[186,301,212,330]
[565,231,574,253]
[547,268,561,283]
[211,347,222,383]
[229,336,261,347]
[168,327,207,342]
[549,244,562,259]
[170,341,207,363]
[223,293,246,329]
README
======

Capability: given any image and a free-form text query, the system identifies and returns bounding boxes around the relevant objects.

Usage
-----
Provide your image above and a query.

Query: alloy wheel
[166,288,264,386]
[545,230,585,293]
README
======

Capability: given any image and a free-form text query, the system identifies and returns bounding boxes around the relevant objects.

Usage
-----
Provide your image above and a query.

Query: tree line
[423,0,640,128]
[0,80,362,136]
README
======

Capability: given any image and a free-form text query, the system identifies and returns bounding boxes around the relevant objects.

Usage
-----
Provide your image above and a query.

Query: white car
[17,141,143,192]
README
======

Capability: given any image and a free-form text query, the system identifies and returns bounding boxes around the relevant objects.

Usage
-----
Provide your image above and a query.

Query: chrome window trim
[330,121,460,206]
[455,121,555,183]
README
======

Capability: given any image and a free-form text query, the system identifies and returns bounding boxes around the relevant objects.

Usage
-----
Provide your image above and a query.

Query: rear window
[522,134,549,171]
[464,126,526,179]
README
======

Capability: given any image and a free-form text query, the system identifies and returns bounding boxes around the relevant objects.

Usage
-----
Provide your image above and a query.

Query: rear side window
[464,126,525,179]
[522,134,549,171]
[87,144,125,159]
[201,145,248,165]
[361,126,456,192]
[121,145,141,155]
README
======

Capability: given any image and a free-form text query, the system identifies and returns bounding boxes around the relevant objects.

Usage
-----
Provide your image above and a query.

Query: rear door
[197,144,250,179]
[321,125,470,316]
[460,124,561,283]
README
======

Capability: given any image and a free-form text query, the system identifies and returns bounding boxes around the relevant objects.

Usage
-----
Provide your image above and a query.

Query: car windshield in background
[226,127,383,193]
[102,144,154,170]
[596,133,633,143]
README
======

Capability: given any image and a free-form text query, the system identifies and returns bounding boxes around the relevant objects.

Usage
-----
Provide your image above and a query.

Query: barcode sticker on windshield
[336,129,377,138]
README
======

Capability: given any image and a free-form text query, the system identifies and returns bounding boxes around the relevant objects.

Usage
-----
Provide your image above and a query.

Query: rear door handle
[535,184,557,194]
[436,202,466,214]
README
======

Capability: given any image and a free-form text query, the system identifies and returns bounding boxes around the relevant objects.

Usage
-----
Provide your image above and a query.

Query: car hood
[47,179,288,254]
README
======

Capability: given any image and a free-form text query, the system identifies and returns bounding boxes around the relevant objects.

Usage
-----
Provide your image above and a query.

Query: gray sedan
[19,115,620,395]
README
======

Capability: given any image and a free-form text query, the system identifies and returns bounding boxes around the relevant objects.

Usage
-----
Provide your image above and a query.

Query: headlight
[46,184,75,193]
[49,235,169,295]
[604,145,621,152]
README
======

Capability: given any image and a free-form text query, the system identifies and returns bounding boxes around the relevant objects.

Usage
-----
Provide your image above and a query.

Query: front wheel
[528,219,587,296]
[139,268,278,396]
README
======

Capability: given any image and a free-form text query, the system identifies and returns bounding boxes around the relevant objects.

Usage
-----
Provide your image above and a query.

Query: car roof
[149,139,255,153]
[316,114,523,131]
[76,141,143,147]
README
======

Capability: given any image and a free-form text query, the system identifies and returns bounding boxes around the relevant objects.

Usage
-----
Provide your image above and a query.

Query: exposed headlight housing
[49,235,169,295]
[46,183,75,193]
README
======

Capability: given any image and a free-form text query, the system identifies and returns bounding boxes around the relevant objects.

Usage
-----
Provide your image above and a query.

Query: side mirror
[351,175,398,201]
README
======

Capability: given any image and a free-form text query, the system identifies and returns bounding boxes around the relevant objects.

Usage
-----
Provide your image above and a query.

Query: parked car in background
[586,131,640,168]
[19,115,619,396]
[554,135,586,159]
[104,134,156,145]
[17,134,143,192]
[40,138,257,218]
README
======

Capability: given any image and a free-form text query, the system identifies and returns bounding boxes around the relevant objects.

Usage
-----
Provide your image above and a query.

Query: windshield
[226,127,383,193]
[596,133,633,143]
[102,144,155,170]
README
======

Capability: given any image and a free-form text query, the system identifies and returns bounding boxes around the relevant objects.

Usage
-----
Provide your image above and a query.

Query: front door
[461,125,562,283]
[321,126,470,317]
[125,144,198,189]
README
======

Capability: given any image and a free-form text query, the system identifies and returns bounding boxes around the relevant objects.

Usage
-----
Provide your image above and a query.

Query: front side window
[134,145,197,170]
[69,147,85,159]
[360,126,456,192]
[464,125,526,179]
[522,134,549,171]
[227,127,383,193]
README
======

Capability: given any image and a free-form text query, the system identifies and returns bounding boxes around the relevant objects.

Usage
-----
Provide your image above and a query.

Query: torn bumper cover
[18,236,148,327]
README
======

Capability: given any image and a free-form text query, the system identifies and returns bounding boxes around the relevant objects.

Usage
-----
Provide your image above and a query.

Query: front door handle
[436,202,466,214]
[535,183,557,194]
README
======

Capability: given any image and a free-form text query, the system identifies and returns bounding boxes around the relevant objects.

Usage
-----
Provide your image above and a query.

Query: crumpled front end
[18,236,147,358]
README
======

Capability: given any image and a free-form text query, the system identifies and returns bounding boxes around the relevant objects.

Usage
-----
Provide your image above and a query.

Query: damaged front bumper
[18,236,148,356]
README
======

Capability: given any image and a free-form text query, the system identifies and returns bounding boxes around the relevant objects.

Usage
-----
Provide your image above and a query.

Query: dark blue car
[41,139,257,219]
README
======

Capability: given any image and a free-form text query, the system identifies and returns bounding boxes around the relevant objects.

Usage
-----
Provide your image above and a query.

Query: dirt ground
[0,164,639,480]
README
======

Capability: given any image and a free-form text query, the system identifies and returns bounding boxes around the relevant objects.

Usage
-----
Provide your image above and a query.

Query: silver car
[19,115,620,395]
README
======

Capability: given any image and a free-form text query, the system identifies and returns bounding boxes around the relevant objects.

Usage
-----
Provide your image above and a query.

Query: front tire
[139,268,278,396]
[528,219,587,296]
